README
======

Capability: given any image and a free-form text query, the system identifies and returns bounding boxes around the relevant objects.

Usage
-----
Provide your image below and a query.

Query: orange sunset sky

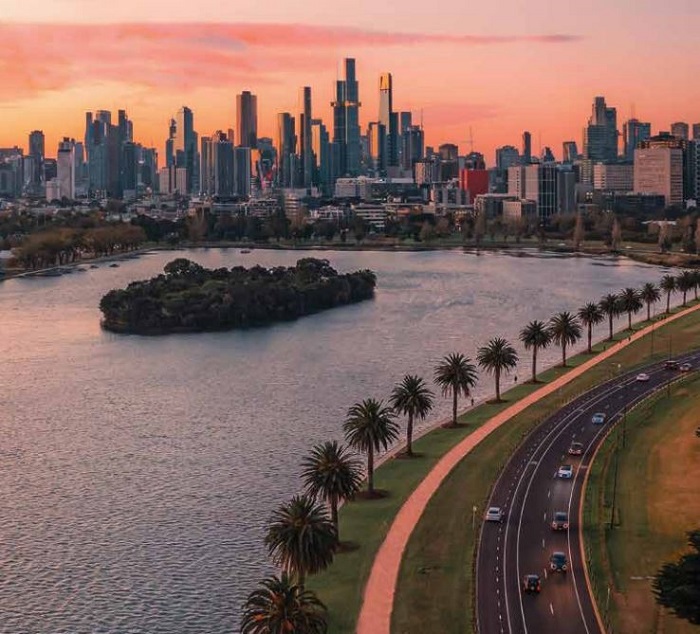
[1,0,699,164]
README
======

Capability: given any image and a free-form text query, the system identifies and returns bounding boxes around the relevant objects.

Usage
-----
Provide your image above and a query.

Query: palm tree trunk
[367,447,374,494]
[588,324,592,353]
[495,368,501,401]
[407,412,414,456]
[452,386,458,427]
[532,346,537,383]
[683,291,687,306]
[628,311,632,331]
[562,343,567,367]
[647,302,651,322]
[608,313,614,340]
[666,292,671,314]
[331,498,339,542]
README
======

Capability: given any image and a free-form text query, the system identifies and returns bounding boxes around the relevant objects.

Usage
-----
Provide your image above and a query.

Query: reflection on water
[0,249,670,633]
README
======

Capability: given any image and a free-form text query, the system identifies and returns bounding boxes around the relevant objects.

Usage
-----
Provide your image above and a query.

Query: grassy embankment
[389,301,700,634]
[583,374,700,634]
[306,299,699,633]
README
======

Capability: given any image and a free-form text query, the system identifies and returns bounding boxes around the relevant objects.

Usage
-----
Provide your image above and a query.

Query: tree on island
[389,375,435,457]
[300,441,362,541]
[548,311,582,367]
[477,337,518,402]
[265,495,337,587]
[640,282,661,322]
[578,302,604,353]
[599,293,621,340]
[519,320,551,383]
[240,574,328,634]
[434,353,478,426]
[343,399,399,497]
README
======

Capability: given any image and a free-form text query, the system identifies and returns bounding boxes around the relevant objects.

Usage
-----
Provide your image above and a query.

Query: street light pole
[610,435,620,530]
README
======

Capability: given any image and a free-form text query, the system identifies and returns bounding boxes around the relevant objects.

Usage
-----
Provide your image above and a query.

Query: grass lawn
[307,300,700,633]
[584,374,700,634]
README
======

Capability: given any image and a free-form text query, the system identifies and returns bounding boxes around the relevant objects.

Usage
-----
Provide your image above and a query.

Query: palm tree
[599,293,620,340]
[300,441,362,540]
[548,311,582,367]
[240,574,327,634]
[660,274,676,314]
[519,320,551,383]
[618,287,643,330]
[640,282,661,322]
[677,270,694,306]
[433,353,478,427]
[265,495,337,586]
[476,337,518,402]
[389,375,434,457]
[343,398,399,496]
[692,270,700,301]
[578,302,604,353]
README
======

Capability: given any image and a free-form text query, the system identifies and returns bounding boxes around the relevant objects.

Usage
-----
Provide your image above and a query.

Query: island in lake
[99,257,377,334]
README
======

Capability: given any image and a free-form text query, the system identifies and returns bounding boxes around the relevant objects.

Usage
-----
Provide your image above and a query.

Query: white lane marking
[547,489,551,498]
[543,512,547,522]
[544,568,548,579]
[550,603,555,615]
[542,538,545,549]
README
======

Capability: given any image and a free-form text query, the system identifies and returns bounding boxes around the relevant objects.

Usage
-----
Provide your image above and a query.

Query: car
[522,574,541,593]
[568,441,584,455]
[665,359,680,370]
[557,465,574,479]
[550,551,568,572]
[680,362,692,373]
[591,412,607,425]
[636,373,650,382]
[485,506,504,522]
[551,511,569,531]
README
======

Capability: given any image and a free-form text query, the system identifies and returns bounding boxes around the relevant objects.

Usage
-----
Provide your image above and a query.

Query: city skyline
[2,0,699,160]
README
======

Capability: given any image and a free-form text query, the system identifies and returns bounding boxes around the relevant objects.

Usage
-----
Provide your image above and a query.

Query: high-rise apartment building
[236,91,258,149]
[562,141,578,163]
[634,146,683,207]
[28,130,45,193]
[522,131,532,164]
[401,125,424,172]
[640,132,692,201]
[234,147,252,197]
[212,131,235,197]
[693,124,700,141]
[174,106,199,193]
[165,119,176,167]
[56,137,75,200]
[622,119,651,161]
[298,87,313,188]
[276,113,297,188]
[593,163,634,191]
[583,96,618,162]
[332,58,362,177]
[670,122,689,141]
[378,73,397,169]
[367,122,386,175]
[508,164,573,218]
[495,145,520,170]
[311,119,331,193]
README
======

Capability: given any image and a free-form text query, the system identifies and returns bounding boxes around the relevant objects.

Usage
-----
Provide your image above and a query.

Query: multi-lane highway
[476,351,700,634]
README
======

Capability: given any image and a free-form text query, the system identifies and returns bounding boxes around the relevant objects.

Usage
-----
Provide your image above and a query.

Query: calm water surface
[0,249,671,633]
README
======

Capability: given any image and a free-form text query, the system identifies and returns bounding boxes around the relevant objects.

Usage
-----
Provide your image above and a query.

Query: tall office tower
[639,132,693,201]
[495,145,520,170]
[276,113,297,188]
[525,164,557,218]
[401,125,424,171]
[56,137,76,200]
[438,144,459,161]
[298,86,313,188]
[84,113,93,157]
[165,119,177,167]
[379,73,397,168]
[583,96,618,162]
[233,147,252,197]
[688,140,700,201]
[634,146,683,206]
[174,106,199,193]
[396,111,413,167]
[86,111,111,195]
[311,119,331,193]
[670,122,689,140]
[622,119,651,161]
[121,141,138,197]
[236,91,258,149]
[541,147,556,163]
[693,124,700,141]
[367,122,386,175]
[141,148,158,190]
[211,131,234,197]
[200,136,213,195]
[331,58,362,177]
[28,130,45,192]
[72,142,87,195]
[562,141,579,163]
[522,131,532,164]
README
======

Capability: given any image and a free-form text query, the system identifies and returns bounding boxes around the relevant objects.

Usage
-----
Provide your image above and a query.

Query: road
[476,351,700,634]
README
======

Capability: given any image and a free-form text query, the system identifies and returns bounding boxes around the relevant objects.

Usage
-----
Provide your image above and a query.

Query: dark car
[551,511,569,531]
[568,441,584,456]
[549,551,568,572]
[665,359,680,370]
[522,574,541,593]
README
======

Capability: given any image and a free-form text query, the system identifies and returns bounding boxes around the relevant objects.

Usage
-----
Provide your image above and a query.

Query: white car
[636,373,650,382]
[557,465,574,479]
[485,506,504,522]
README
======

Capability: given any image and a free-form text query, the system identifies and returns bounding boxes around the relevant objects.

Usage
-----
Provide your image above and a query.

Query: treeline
[12,225,146,269]
[99,257,377,334]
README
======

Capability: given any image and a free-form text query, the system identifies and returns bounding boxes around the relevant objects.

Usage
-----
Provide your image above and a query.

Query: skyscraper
[212,131,234,197]
[311,119,331,193]
[634,146,683,206]
[298,87,313,188]
[332,58,362,177]
[28,130,45,193]
[379,73,397,169]
[670,122,689,141]
[693,124,700,141]
[234,147,252,197]
[236,91,258,149]
[495,145,520,170]
[562,141,578,163]
[276,113,296,188]
[165,119,176,167]
[367,122,386,175]
[522,131,532,164]
[622,119,651,161]
[583,96,618,162]
[174,106,199,193]
[56,137,75,200]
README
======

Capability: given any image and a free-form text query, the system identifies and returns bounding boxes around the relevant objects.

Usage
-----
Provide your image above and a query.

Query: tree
[677,270,694,306]
[265,495,337,586]
[476,337,518,402]
[653,529,700,625]
[573,212,585,250]
[618,287,643,330]
[658,222,670,253]
[343,399,399,496]
[611,217,622,251]
[599,293,620,340]
[578,302,604,353]
[300,441,362,540]
[660,274,677,314]
[548,311,582,366]
[640,282,661,322]
[434,353,478,427]
[389,375,435,457]
[240,574,328,634]
[474,211,486,246]
[695,220,700,254]
[419,221,436,243]
[519,320,551,383]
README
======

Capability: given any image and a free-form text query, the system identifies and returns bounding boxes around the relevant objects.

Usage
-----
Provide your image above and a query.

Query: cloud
[0,22,582,102]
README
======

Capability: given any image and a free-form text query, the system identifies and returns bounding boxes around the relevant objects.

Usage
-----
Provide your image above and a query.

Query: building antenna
[468,126,474,153]
[631,102,636,119]
[538,131,542,155]
[420,108,424,131]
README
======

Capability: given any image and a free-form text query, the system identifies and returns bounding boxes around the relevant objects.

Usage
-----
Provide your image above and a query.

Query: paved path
[356,302,700,634]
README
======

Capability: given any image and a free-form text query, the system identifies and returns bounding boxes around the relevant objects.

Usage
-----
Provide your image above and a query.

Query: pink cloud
[0,22,581,102]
